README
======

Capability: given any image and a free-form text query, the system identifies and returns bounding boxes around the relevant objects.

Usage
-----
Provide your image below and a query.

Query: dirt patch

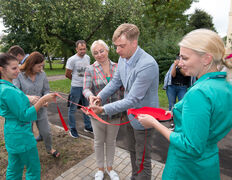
[0,116,94,180]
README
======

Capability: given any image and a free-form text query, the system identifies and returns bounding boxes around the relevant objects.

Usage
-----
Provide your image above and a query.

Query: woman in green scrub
[0,53,56,180]
[138,29,232,180]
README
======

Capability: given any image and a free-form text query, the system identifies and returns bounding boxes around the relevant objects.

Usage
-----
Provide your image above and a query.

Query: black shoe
[84,127,93,133]
[69,128,79,138]
[36,135,43,142]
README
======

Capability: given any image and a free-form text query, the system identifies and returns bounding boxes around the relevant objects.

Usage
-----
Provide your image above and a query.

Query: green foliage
[140,0,196,36]
[188,8,216,32]
[137,0,197,81]
[140,27,184,82]
[0,0,210,78]
[0,0,143,57]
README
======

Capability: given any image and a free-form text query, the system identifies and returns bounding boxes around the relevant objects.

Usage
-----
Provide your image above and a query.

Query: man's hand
[89,105,104,114]
[89,95,101,106]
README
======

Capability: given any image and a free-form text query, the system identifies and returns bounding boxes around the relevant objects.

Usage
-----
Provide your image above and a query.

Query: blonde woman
[138,29,232,180]
[83,40,122,180]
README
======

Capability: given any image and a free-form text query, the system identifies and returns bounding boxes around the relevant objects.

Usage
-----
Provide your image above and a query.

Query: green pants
[6,146,41,180]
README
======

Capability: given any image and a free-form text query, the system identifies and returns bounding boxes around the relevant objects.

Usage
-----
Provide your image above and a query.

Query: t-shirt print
[77,66,87,77]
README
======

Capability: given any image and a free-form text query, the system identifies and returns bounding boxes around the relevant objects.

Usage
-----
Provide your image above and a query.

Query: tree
[137,0,197,81]
[0,0,143,62]
[188,8,216,32]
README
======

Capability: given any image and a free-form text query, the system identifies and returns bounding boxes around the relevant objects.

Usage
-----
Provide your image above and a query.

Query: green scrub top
[162,72,232,180]
[0,79,37,154]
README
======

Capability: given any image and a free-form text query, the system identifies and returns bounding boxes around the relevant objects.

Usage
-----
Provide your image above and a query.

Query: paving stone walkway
[55,147,164,180]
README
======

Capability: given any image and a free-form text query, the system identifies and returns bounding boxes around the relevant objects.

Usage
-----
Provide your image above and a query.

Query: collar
[75,54,87,59]
[194,72,226,85]
[93,59,116,67]
[20,54,29,64]
[0,79,15,87]
[122,46,139,66]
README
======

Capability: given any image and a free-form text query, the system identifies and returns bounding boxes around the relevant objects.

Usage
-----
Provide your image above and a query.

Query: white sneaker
[95,170,104,180]
[106,170,120,180]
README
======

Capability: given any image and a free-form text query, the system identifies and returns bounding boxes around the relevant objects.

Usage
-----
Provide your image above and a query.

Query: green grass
[49,79,71,94]
[49,78,169,109]
[158,84,169,109]
[44,62,65,76]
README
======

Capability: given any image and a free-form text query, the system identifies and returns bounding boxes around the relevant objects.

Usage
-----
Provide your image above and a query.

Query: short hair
[75,40,86,48]
[0,53,18,79]
[20,51,44,76]
[112,23,140,42]
[90,40,109,55]
[8,45,25,57]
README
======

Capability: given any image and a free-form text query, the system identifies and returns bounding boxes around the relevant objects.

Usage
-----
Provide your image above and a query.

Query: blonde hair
[90,40,109,56]
[112,23,140,42]
[179,29,232,82]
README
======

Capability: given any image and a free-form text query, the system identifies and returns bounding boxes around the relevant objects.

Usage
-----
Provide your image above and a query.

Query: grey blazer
[98,47,159,130]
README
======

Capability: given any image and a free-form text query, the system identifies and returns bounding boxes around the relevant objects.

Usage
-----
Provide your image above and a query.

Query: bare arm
[171,60,179,77]
[65,69,72,80]
[34,93,56,112]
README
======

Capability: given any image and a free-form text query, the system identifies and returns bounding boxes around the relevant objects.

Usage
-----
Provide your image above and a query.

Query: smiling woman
[0,53,56,179]
[14,51,60,158]
[138,29,232,180]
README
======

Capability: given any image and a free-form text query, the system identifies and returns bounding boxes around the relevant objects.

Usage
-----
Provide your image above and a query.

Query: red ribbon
[55,93,132,126]
[127,107,172,122]
[54,93,171,174]
[56,104,69,131]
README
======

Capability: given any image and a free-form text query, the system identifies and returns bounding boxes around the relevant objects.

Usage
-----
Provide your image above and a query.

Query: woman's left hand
[137,114,158,128]
[28,95,40,105]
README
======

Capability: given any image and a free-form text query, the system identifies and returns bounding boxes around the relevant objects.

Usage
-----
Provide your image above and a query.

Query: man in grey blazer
[90,23,159,180]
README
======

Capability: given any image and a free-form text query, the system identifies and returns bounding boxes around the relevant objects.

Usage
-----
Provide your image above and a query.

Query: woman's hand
[89,95,101,106]
[34,93,57,112]
[89,105,104,114]
[165,111,173,116]
[137,114,158,128]
[28,95,40,105]
[81,107,90,115]
[41,93,57,104]
[138,114,172,141]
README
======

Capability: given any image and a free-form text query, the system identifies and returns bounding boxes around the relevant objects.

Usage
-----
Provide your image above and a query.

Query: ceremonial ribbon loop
[54,93,171,174]
[55,93,132,126]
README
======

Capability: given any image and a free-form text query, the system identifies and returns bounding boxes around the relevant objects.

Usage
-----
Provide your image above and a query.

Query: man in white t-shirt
[65,40,92,138]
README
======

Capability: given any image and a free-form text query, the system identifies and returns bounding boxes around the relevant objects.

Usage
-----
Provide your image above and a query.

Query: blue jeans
[166,85,188,110]
[68,86,92,131]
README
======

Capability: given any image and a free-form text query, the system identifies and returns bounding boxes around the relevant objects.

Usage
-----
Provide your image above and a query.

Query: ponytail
[223,54,232,83]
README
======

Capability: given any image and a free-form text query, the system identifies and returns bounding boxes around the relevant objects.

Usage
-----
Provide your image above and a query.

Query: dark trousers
[126,122,153,180]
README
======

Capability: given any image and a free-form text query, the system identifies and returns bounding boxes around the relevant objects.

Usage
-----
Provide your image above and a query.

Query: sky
[0,0,231,37]
[185,0,231,37]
